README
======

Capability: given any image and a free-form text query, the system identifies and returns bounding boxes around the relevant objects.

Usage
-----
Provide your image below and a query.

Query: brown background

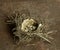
[0,0,60,50]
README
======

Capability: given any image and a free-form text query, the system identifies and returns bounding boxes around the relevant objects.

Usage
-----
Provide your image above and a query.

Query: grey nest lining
[6,9,53,45]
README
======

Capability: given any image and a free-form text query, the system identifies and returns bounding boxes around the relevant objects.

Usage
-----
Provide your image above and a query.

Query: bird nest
[6,10,54,45]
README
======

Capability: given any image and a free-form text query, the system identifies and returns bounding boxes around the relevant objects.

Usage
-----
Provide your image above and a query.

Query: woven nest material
[6,10,53,45]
